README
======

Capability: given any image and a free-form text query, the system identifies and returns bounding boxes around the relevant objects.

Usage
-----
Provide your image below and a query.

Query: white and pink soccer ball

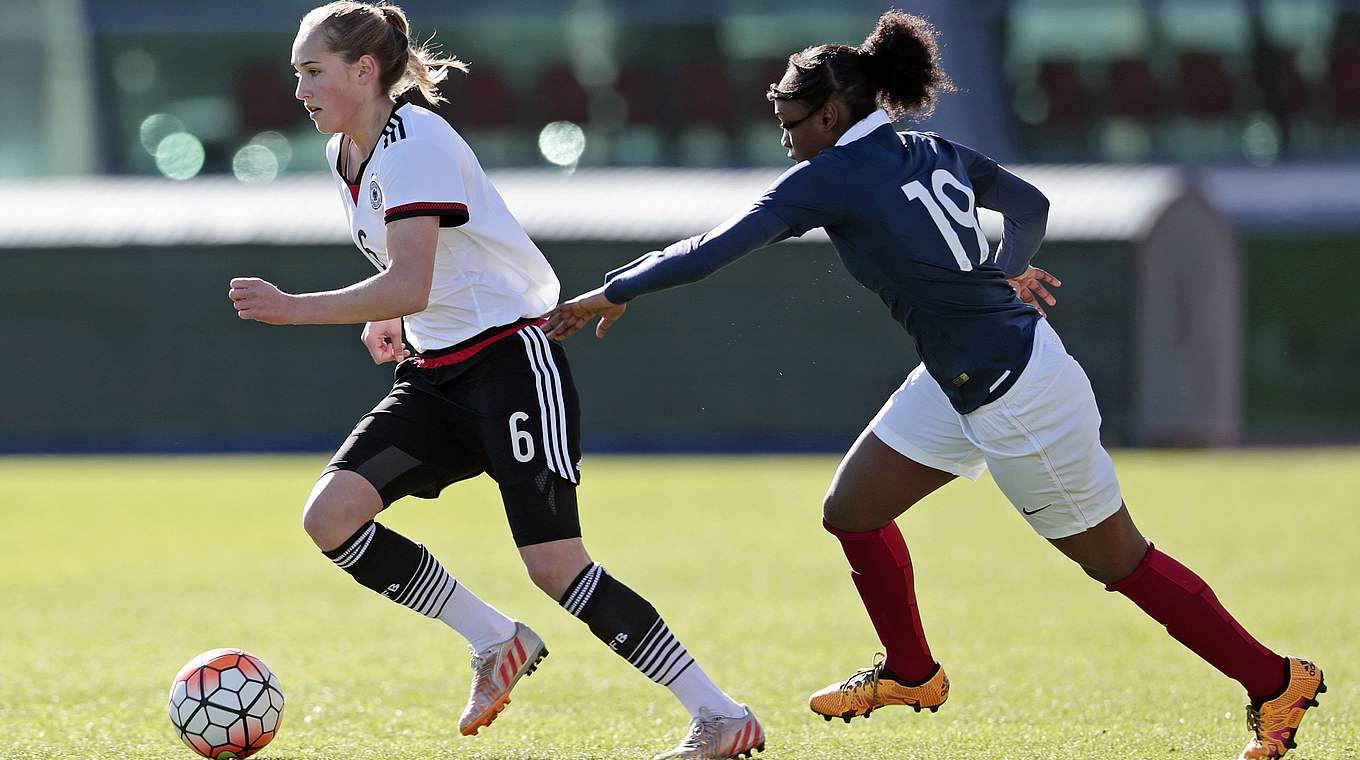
[168,648,284,759]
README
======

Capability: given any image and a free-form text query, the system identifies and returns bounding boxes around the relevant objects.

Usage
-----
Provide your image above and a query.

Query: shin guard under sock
[323,521,514,650]
[1107,542,1286,698]
[560,563,742,717]
[825,519,936,683]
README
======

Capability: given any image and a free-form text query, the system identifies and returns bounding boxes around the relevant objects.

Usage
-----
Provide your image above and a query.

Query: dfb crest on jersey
[369,179,383,210]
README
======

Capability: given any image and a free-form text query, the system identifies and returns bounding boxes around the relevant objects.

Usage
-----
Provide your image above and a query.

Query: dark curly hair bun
[857,10,955,120]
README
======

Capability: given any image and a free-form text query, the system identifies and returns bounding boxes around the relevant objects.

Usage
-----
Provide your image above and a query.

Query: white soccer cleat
[652,705,766,759]
[457,622,548,736]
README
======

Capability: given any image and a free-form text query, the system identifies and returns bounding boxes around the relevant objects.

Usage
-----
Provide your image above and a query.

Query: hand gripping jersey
[603,110,1049,413]
[326,100,560,353]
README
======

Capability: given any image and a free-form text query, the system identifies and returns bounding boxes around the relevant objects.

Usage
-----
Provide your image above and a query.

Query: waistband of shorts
[411,317,545,369]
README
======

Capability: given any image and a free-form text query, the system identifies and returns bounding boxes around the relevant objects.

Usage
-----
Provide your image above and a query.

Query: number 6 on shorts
[509,411,535,463]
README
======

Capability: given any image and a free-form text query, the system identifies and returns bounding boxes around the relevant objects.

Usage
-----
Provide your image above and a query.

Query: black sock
[322,521,458,618]
[559,563,696,686]
[879,662,939,687]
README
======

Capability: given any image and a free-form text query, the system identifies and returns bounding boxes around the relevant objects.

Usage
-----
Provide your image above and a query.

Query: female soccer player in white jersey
[227,4,762,758]
[547,11,1323,760]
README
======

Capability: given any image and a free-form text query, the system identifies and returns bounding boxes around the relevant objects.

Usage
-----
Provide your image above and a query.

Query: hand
[543,287,627,340]
[228,277,297,325]
[361,319,410,364]
[1008,266,1062,318]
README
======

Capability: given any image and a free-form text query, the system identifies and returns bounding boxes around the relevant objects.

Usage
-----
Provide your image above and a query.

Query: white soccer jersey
[325,101,560,352]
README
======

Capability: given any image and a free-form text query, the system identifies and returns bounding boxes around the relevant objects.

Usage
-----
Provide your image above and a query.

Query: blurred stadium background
[2,0,1358,453]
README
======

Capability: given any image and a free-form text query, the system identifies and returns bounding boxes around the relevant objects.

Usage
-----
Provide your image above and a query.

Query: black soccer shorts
[324,319,582,547]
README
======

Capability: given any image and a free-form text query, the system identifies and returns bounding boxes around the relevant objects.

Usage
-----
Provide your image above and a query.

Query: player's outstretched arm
[544,206,792,342]
[544,287,627,340]
[228,216,438,326]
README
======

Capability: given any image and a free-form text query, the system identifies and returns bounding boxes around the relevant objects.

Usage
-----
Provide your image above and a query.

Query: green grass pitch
[2,451,1357,759]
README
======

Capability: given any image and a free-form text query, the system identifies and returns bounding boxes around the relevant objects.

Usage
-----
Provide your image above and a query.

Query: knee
[302,473,380,551]
[822,487,890,533]
[1078,563,1119,585]
[821,488,850,528]
[301,499,336,546]
[301,497,350,551]
[522,558,577,600]
[1077,543,1148,586]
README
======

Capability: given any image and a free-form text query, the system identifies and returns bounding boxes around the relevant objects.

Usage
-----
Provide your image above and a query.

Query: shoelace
[839,653,886,703]
[1245,705,1264,739]
[468,648,499,699]
[677,709,723,750]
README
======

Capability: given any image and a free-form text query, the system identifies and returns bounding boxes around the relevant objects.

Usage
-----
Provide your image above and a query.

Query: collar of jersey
[834,109,893,147]
[337,98,409,186]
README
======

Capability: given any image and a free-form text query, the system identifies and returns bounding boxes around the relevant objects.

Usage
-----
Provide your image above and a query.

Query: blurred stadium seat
[536,62,591,124]
[232,62,301,133]
[1326,48,1360,122]
[1267,49,1312,118]
[1037,58,1095,128]
[445,64,516,129]
[1107,58,1163,122]
[615,59,668,127]
[677,61,737,132]
[1177,51,1236,119]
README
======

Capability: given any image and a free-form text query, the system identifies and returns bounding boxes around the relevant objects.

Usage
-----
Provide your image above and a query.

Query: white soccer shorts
[869,319,1123,539]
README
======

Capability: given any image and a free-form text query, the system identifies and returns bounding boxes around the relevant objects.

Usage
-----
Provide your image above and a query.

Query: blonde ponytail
[376,3,468,105]
[303,1,468,105]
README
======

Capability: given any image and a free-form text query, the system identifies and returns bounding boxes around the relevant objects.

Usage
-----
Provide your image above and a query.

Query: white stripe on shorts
[527,327,576,482]
[517,328,577,483]
[517,330,562,478]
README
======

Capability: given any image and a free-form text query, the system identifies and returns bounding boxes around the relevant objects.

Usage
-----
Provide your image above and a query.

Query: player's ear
[820,99,843,133]
[354,53,378,85]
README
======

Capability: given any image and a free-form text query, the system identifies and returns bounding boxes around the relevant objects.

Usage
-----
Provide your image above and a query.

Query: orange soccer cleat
[809,655,949,722]
[1238,657,1326,759]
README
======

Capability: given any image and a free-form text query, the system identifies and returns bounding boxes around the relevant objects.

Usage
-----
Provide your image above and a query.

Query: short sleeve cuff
[385,201,470,227]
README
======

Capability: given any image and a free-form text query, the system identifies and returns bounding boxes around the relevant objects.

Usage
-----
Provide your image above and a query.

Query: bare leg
[518,538,592,599]
[1047,503,1148,584]
[823,429,956,531]
[302,470,384,551]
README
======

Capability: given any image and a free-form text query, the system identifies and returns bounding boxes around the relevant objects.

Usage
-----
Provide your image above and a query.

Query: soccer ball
[168,648,284,759]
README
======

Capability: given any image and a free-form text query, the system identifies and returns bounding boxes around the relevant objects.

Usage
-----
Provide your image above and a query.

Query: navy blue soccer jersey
[603,109,1049,413]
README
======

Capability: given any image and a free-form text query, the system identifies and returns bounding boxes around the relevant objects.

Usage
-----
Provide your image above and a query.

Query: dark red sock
[824,519,935,683]
[1107,542,1286,698]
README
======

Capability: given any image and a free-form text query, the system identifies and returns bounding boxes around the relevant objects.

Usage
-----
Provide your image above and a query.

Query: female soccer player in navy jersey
[228,4,762,758]
[546,11,1323,759]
